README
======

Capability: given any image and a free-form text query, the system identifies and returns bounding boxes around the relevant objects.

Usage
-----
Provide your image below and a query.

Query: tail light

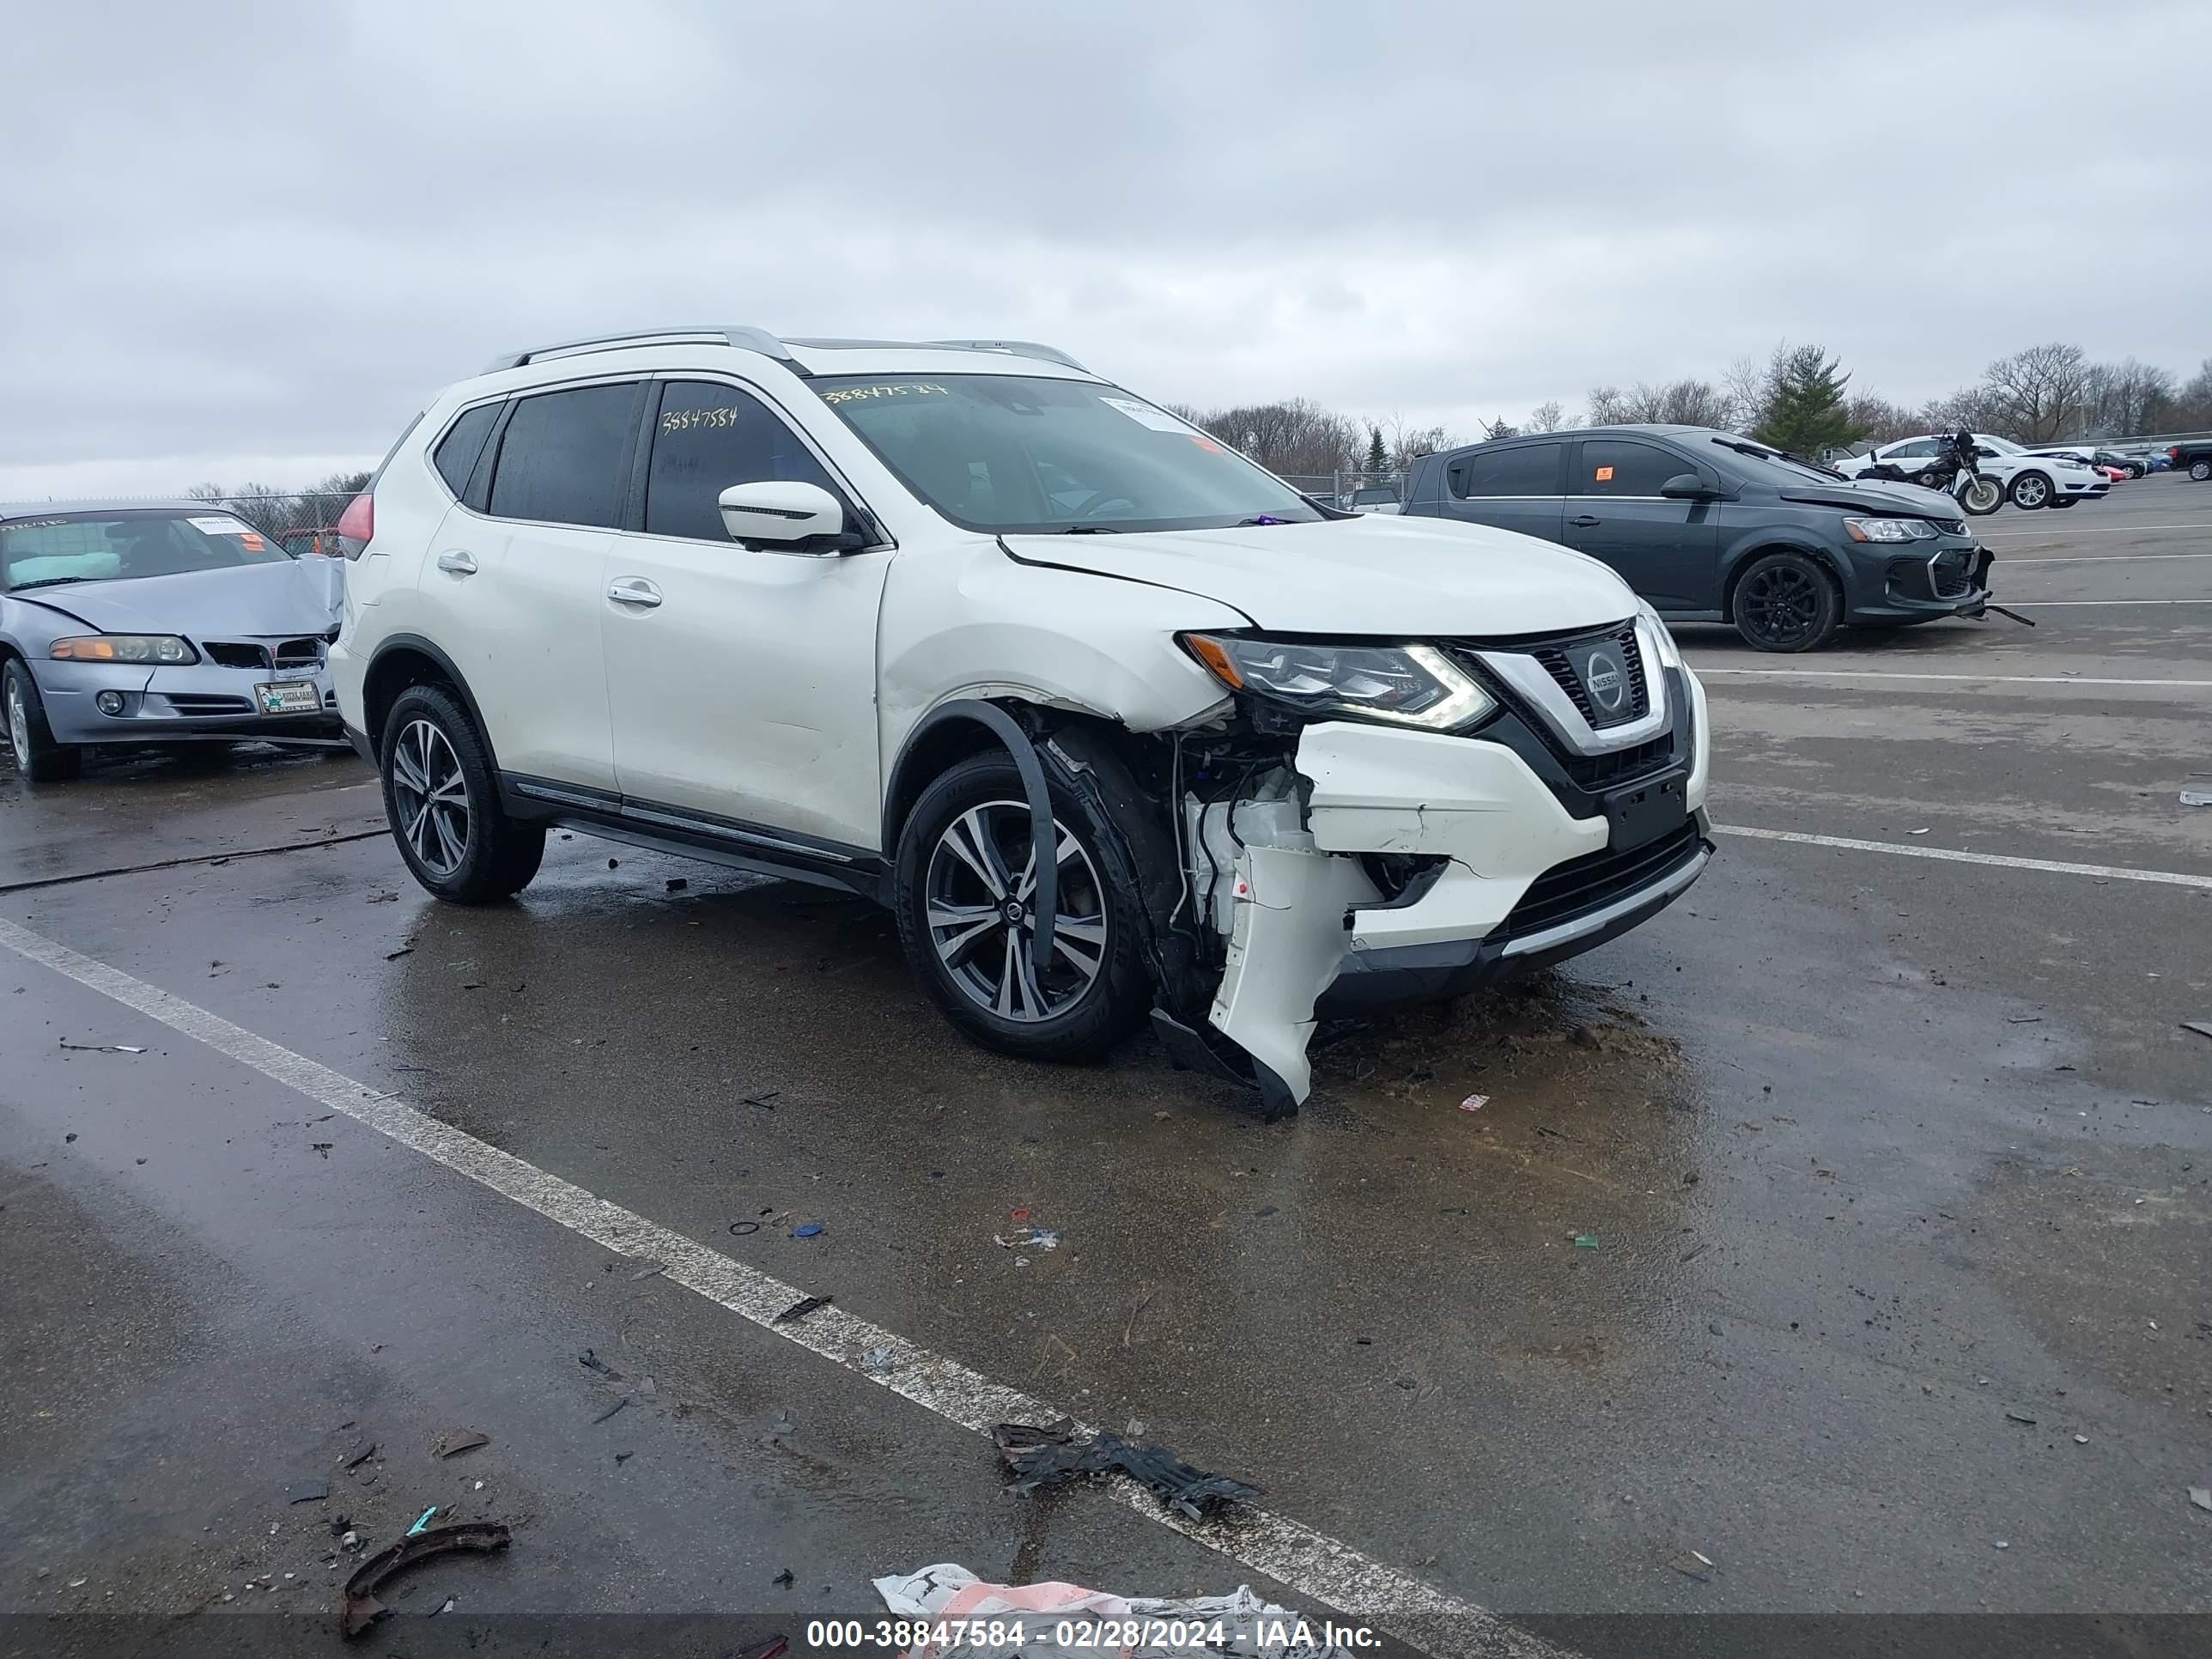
[335,492,374,560]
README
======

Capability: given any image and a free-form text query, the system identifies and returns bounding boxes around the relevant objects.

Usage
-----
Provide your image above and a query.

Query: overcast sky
[3,0,2207,497]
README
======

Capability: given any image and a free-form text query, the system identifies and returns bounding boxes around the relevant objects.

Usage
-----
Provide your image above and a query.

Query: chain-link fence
[187,491,362,555]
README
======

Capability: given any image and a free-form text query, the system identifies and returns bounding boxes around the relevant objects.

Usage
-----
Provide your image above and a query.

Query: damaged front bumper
[1193,659,1712,1107]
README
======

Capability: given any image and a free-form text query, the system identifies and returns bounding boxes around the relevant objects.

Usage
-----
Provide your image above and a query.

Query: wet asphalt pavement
[3,477,2209,1656]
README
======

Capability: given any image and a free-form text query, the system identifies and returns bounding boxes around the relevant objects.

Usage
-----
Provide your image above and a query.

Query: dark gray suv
[1400,425,1994,651]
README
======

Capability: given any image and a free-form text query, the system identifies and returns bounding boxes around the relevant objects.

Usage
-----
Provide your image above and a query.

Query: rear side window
[486,383,638,528]
[1449,442,1563,497]
[433,403,501,498]
[644,380,842,541]
[1574,440,1684,496]
[1887,438,1940,460]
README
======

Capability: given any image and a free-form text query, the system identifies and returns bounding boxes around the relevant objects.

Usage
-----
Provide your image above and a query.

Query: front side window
[1449,442,1564,498]
[1,510,287,591]
[811,374,1322,534]
[1574,440,1686,496]
[485,382,637,528]
[644,380,842,541]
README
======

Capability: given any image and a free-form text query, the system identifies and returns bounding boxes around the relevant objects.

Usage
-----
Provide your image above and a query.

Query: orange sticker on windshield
[240,533,266,550]
[1594,465,1614,483]
[1191,436,1224,453]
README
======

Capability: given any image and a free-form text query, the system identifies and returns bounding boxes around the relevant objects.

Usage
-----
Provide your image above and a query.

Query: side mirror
[718,481,860,553]
[1973,445,1998,459]
[1658,472,1717,501]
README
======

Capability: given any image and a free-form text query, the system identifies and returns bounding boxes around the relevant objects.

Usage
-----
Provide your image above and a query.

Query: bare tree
[1842,394,1920,446]
[1722,354,1769,434]
[1524,400,1568,433]
[1585,386,1629,426]
[1178,398,1361,477]
[1382,416,1453,471]
[1978,343,2095,442]
[2085,358,2176,438]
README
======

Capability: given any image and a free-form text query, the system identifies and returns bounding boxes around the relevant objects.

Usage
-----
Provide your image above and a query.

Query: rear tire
[3,659,83,782]
[2191,459,2211,483]
[2008,471,2053,510]
[1731,550,1843,653]
[378,684,544,902]
[893,746,1154,1063]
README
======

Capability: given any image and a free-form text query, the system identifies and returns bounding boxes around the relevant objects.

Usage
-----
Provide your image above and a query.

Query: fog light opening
[95,690,126,717]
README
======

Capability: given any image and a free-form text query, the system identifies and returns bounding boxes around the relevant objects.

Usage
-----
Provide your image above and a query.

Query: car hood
[14,558,343,637]
[1001,514,1636,635]
[1780,480,1967,520]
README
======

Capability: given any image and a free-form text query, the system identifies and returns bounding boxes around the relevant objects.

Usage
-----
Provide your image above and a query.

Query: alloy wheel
[925,800,1108,1023]
[390,718,471,877]
[5,679,27,765]
[2014,474,2050,508]
[1741,565,1822,646]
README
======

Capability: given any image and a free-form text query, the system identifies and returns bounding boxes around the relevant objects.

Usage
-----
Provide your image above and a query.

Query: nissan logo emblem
[1584,648,1626,713]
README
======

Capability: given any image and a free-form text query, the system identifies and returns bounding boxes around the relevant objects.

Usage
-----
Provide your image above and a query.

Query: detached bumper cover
[1201,666,1714,1103]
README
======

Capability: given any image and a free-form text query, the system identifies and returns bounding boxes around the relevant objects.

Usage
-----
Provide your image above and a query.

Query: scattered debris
[405,1507,439,1537]
[1573,1234,1600,1249]
[2181,792,2212,808]
[2005,1411,2038,1426]
[728,1221,761,1235]
[384,947,413,961]
[992,1420,1262,1521]
[1994,1540,2008,1551]
[629,1263,667,1281]
[578,1348,619,1377]
[615,1451,632,1465]
[665,878,690,891]
[743,1090,781,1109]
[339,1521,511,1638]
[637,1376,658,1401]
[876,1563,1356,1656]
[1908,828,1930,836]
[2190,1486,2212,1513]
[1458,1094,1488,1113]
[311,1143,333,1158]
[434,1431,489,1459]
[1009,1206,1032,1224]
[864,1346,896,1374]
[284,1480,329,1504]
[775,1294,834,1325]
[593,1398,631,1425]
[2005,1016,2043,1024]
[1668,1549,1716,1582]
[2183,1021,2212,1042]
[775,1567,795,1587]
[58,1041,145,1054]
[793,1224,824,1239]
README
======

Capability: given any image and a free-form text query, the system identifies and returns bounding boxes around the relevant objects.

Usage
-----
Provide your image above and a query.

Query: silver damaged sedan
[2,501,344,781]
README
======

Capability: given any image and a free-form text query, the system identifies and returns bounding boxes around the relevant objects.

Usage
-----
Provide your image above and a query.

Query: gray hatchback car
[1,501,343,781]
[1401,425,1994,651]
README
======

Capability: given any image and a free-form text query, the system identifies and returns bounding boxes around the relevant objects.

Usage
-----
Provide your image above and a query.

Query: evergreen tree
[1753,346,1866,454]
[1365,426,1388,474]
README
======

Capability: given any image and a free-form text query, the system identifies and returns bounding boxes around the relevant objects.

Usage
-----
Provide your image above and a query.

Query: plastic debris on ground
[1459,1094,1487,1112]
[875,1563,1360,1657]
[58,1041,146,1054]
[1573,1234,1600,1249]
[339,1521,511,1638]
[404,1507,439,1538]
[864,1346,896,1374]
[2191,1486,2212,1513]
[578,1348,619,1377]
[283,1480,329,1504]
[991,1420,1261,1521]
[2183,1021,2212,1042]
[793,1223,824,1239]
[1668,1549,1716,1582]
[434,1430,489,1458]
[2180,791,2212,807]
[775,1294,834,1324]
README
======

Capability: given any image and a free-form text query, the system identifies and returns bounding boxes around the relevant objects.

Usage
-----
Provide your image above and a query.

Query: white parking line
[1694,669,2212,688]
[1715,826,2212,889]
[0,915,1562,1659]
[2000,551,2212,564]
[1981,524,2212,538]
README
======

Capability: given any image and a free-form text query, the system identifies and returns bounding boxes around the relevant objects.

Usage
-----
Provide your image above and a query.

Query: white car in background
[1833,433,2108,510]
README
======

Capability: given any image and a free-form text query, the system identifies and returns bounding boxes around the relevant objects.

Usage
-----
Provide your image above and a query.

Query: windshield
[811,374,1324,533]
[1,509,289,591]
[1704,436,1848,487]
[1978,434,2025,455]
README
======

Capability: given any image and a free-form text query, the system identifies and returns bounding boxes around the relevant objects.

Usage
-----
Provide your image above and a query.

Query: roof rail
[927,339,1089,372]
[481,326,796,375]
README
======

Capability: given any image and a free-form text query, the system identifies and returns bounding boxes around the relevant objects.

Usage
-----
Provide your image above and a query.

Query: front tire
[1961,477,2004,515]
[2190,459,2211,483]
[3,659,83,782]
[893,748,1153,1063]
[1732,550,1843,653]
[2009,471,2053,510]
[378,684,544,902]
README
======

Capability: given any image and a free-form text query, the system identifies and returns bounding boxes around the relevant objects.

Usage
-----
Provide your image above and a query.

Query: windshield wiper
[9,576,92,592]
[1060,526,1119,534]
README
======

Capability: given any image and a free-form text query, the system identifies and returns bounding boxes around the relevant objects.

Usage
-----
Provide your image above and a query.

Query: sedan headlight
[1182,634,1494,730]
[1844,517,1936,544]
[49,635,199,665]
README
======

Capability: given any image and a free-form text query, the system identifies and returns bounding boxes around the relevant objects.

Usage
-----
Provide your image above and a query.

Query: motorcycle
[1857,429,2004,516]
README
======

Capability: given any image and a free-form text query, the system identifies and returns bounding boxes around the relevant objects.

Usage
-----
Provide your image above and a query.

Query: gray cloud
[3,0,2207,494]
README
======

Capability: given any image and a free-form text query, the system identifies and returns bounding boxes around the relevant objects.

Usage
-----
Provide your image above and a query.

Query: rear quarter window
[433,403,502,498]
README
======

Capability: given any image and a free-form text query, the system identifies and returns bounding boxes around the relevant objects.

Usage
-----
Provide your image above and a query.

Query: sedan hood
[1003,514,1635,636]
[1781,480,1966,520]
[18,558,342,637]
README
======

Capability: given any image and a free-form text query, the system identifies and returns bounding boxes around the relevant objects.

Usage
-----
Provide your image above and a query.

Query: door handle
[434,550,478,575]
[1569,514,1601,527]
[605,577,662,609]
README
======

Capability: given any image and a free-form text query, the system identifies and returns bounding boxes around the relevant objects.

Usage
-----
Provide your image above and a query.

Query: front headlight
[1182,635,1495,731]
[1636,600,1683,669]
[49,635,199,665]
[1844,517,1935,544]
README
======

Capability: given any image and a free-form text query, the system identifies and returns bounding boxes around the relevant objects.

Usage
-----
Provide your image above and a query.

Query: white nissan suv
[332,329,1713,1112]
